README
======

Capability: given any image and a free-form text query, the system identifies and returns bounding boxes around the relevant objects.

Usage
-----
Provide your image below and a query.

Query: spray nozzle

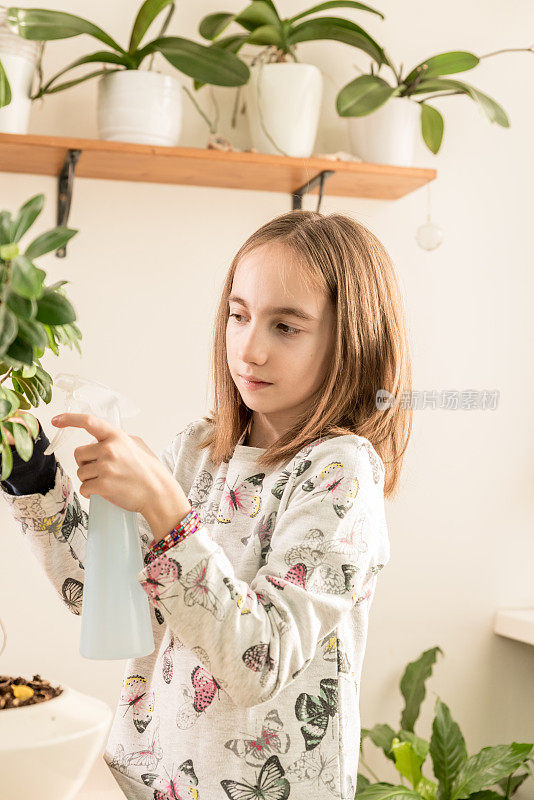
[43,372,141,456]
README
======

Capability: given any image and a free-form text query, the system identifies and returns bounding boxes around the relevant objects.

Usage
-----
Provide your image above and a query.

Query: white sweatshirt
[1,416,390,800]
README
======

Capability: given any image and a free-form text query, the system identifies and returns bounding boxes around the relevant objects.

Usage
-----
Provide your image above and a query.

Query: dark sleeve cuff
[0,418,58,496]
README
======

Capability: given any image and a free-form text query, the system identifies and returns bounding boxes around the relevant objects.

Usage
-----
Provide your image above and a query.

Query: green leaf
[9,419,33,461]
[0,59,12,108]
[13,375,40,403]
[11,193,45,243]
[408,78,510,127]
[128,0,174,53]
[391,738,424,789]
[400,647,443,733]
[0,384,20,416]
[0,437,13,480]
[235,1,281,29]
[37,52,132,97]
[5,335,33,366]
[16,316,48,349]
[19,408,39,439]
[198,12,236,41]
[25,226,78,259]
[10,255,46,300]
[6,8,125,53]
[430,697,467,797]
[138,36,249,86]
[403,51,479,85]
[6,291,37,320]
[245,24,283,46]
[0,211,14,245]
[356,783,422,799]
[287,16,385,64]
[336,74,398,116]
[0,304,18,356]
[35,68,123,98]
[365,723,399,762]
[450,744,534,800]
[421,102,444,154]
[287,1,385,24]
[35,290,77,326]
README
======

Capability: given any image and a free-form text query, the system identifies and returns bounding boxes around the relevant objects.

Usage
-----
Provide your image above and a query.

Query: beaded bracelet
[149,505,201,558]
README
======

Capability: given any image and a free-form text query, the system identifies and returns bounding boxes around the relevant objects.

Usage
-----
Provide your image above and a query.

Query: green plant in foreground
[336,46,534,155]
[0,193,82,479]
[0,0,249,109]
[356,646,533,800]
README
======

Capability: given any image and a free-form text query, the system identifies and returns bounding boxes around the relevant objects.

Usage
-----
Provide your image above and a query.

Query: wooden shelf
[0,132,436,201]
[494,607,534,646]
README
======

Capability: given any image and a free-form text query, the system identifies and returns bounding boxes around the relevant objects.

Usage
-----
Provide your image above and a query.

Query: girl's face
[226,243,335,440]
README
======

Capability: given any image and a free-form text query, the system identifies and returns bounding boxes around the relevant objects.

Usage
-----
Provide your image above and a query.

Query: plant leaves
[288,0,385,24]
[336,74,398,116]
[356,783,422,799]
[5,335,34,366]
[6,8,125,53]
[139,36,249,85]
[429,698,467,800]
[37,52,131,96]
[408,78,510,127]
[420,102,444,154]
[287,16,385,64]
[34,290,77,326]
[0,59,12,108]
[400,647,443,733]
[245,23,283,46]
[16,316,48,349]
[128,0,175,53]
[10,255,46,300]
[0,437,13,480]
[0,305,19,357]
[403,51,479,86]
[198,12,237,41]
[25,226,78,259]
[11,194,45,243]
[235,1,281,29]
[450,743,534,800]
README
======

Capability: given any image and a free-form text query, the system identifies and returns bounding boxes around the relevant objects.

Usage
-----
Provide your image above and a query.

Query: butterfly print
[320,635,351,674]
[61,576,83,614]
[283,563,307,588]
[56,493,88,542]
[221,754,290,800]
[358,440,383,484]
[223,577,254,614]
[139,554,182,615]
[265,575,286,590]
[176,664,220,730]
[225,708,290,767]
[217,471,265,523]
[180,557,224,620]
[188,469,213,507]
[271,458,312,501]
[242,642,277,687]
[301,461,359,518]
[108,720,164,775]
[141,757,199,799]
[242,511,277,563]
[284,529,357,595]
[161,629,183,684]
[286,746,340,796]
[118,675,154,734]
[295,678,338,751]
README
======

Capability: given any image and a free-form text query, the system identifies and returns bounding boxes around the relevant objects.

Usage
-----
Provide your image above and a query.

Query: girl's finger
[77,462,100,483]
[73,442,102,466]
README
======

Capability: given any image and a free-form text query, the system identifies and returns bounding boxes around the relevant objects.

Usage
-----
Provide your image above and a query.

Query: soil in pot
[0,674,63,709]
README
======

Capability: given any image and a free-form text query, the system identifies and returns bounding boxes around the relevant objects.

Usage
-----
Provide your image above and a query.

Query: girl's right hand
[3,412,39,446]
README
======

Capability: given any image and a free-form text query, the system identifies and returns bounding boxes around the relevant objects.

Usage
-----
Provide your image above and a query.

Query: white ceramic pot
[97,69,183,146]
[347,96,421,166]
[0,680,113,800]
[0,6,41,134]
[245,61,322,158]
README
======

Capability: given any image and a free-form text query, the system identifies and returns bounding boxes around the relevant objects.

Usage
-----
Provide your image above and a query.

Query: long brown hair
[198,209,412,498]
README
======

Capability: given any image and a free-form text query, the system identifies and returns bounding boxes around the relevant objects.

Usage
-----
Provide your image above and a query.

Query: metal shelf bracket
[291,169,335,213]
[56,148,82,258]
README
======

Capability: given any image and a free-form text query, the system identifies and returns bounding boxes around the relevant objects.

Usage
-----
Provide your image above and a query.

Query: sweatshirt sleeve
[0,421,181,617]
[136,436,391,708]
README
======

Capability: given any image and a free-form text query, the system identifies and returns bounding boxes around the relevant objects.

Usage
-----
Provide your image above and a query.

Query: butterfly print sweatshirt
[0,415,391,800]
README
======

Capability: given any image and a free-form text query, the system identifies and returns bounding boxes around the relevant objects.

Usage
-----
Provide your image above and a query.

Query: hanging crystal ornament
[416,182,444,250]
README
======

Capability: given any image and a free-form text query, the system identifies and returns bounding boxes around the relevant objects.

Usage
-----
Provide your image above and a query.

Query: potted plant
[355,645,533,800]
[0,4,41,134]
[0,191,83,476]
[198,0,387,158]
[4,0,250,146]
[335,46,533,166]
[0,194,114,800]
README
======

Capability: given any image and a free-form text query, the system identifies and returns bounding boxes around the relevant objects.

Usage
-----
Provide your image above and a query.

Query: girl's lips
[239,375,272,389]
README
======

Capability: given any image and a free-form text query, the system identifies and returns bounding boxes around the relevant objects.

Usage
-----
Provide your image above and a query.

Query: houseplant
[335,46,533,165]
[0,191,82,479]
[355,645,533,800]
[4,0,250,146]
[198,0,387,157]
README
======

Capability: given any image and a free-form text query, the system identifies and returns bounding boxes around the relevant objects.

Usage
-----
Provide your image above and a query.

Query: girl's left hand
[51,412,183,518]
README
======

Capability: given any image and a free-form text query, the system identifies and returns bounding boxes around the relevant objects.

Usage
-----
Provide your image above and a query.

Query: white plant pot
[0,7,41,134]
[245,62,323,158]
[0,680,113,800]
[347,96,421,166]
[97,69,183,146]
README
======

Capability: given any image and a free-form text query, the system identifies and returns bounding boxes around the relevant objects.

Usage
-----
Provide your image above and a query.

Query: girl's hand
[51,412,189,521]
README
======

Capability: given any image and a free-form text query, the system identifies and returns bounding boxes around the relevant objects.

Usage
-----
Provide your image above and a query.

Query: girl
[1,209,412,800]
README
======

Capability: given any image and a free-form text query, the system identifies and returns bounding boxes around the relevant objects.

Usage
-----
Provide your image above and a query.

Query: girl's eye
[229,314,300,337]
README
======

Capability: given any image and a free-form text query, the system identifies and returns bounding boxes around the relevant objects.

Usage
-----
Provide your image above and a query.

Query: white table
[76,756,127,798]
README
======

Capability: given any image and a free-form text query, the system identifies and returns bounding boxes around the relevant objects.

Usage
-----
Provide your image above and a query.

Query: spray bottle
[43,372,155,660]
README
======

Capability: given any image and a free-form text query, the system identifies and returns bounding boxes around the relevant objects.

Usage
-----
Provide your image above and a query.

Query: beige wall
[1,0,533,791]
